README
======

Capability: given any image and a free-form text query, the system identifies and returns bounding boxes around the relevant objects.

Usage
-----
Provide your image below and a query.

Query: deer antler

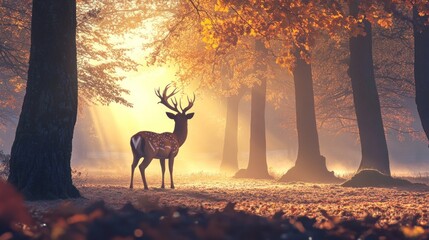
[180,93,196,113]
[155,84,181,113]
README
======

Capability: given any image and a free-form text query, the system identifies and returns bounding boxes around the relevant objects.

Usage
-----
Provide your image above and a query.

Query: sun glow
[72,64,232,176]
[71,62,359,179]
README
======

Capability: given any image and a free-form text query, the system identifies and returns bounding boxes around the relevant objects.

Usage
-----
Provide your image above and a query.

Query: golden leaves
[201,18,220,49]
[194,0,423,70]
[275,55,293,70]
[145,0,429,113]
[214,0,229,12]
[196,0,357,68]
[377,17,393,28]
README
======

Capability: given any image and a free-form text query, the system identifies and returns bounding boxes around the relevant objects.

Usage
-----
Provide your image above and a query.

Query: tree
[0,1,146,199]
[197,0,349,182]
[76,0,143,106]
[218,60,245,173]
[220,95,240,172]
[0,0,141,126]
[280,51,340,182]
[367,1,429,145]
[235,40,271,179]
[8,0,80,200]
[413,6,429,144]
[220,80,242,172]
[347,0,390,176]
[313,25,417,140]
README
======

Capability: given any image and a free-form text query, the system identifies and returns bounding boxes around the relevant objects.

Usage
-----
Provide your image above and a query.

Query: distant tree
[8,0,81,200]
[197,0,348,182]
[220,94,241,172]
[220,96,240,172]
[220,64,243,172]
[280,50,340,182]
[235,40,271,179]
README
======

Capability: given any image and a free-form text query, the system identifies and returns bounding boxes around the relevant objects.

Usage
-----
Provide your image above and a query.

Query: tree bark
[279,54,340,183]
[245,76,270,177]
[293,57,321,166]
[413,7,429,145]
[235,40,271,179]
[8,0,80,200]
[348,0,390,176]
[220,94,241,172]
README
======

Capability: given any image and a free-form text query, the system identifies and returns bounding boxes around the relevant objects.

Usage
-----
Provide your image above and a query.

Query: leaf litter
[9,174,429,239]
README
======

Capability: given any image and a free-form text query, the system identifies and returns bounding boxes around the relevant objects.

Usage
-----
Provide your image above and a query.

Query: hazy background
[0,63,427,178]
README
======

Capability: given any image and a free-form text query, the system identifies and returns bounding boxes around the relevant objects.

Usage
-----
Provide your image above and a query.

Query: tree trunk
[220,94,240,172]
[413,7,429,145]
[348,0,390,176]
[294,58,321,166]
[279,55,340,183]
[245,76,270,177]
[235,40,271,179]
[8,0,80,200]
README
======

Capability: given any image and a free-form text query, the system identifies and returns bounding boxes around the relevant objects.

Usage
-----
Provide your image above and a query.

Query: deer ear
[166,112,176,119]
[186,113,194,119]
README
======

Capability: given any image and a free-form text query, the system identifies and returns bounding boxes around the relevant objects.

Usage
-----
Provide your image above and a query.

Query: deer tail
[130,135,144,156]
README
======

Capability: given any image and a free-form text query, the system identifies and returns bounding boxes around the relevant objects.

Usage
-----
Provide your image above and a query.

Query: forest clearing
[13,174,429,239]
[28,174,429,220]
[1,0,429,239]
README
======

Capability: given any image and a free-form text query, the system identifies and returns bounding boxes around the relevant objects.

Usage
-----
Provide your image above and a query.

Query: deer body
[129,84,195,190]
[131,132,180,160]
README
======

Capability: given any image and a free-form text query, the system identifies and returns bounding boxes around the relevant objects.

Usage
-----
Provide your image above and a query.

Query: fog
[73,68,429,179]
[1,65,427,179]
[62,64,429,178]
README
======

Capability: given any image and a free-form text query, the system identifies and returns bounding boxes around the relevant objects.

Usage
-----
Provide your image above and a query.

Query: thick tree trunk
[220,94,240,172]
[293,58,321,166]
[413,8,429,144]
[348,1,390,176]
[8,0,80,200]
[279,55,340,183]
[235,40,271,179]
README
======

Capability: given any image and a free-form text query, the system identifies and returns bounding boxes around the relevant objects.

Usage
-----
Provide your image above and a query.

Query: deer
[129,84,195,190]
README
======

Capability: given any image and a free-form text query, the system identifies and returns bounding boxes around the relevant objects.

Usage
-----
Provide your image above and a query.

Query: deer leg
[129,156,139,189]
[139,157,153,190]
[168,157,175,189]
[160,159,166,188]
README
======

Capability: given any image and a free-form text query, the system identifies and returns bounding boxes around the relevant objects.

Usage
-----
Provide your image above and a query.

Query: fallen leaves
[19,174,429,239]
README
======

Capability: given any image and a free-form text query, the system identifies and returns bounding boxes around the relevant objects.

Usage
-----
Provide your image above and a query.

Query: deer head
[155,84,195,145]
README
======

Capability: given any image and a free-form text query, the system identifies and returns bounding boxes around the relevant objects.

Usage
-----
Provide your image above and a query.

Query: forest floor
[26,173,429,226]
